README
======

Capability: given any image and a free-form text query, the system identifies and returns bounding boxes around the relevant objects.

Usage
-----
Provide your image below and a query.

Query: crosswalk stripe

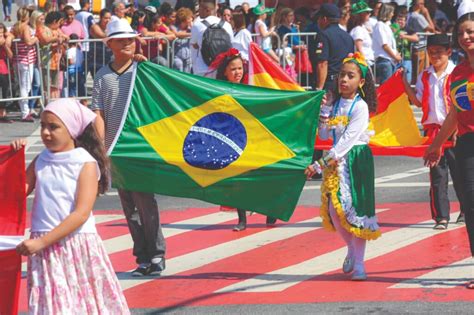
[390,257,472,289]
[117,217,322,290]
[103,211,237,254]
[215,211,462,293]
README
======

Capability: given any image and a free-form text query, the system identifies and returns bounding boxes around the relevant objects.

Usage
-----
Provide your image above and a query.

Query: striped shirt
[13,39,37,65]
[90,62,135,151]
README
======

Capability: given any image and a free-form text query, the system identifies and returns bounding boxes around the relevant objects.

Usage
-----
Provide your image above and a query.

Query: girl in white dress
[12,99,129,314]
[305,53,380,281]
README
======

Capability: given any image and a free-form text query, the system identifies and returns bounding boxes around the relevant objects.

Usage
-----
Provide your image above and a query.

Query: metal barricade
[1,39,45,116]
[46,36,172,103]
[251,32,282,61]
[170,37,192,73]
[281,32,317,90]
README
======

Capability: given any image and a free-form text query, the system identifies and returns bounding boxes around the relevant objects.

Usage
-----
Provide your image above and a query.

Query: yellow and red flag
[248,42,304,91]
[0,146,26,315]
[316,70,450,157]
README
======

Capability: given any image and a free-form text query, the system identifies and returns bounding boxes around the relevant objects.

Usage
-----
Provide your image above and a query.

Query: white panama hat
[103,19,138,43]
[458,0,474,19]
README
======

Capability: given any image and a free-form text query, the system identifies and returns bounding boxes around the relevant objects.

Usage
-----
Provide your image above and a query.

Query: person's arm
[3,35,13,58]
[94,110,105,140]
[403,71,422,107]
[21,25,38,46]
[16,162,99,256]
[316,61,328,90]
[400,32,419,43]
[89,24,107,38]
[315,33,329,90]
[37,27,59,45]
[382,44,402,62]
[354,39,364,54]
[190,22,200,49]
[420,7,436,33]
[257,22,275,38]
[90,76,105,140]
[424,110,458,167]
[327,102,369,161]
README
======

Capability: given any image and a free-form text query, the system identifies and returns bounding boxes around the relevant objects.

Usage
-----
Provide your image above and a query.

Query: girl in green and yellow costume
[305,52,380,281]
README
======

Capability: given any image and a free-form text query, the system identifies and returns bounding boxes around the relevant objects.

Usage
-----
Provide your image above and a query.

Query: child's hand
[133,53,148,62]
[304,165,316,179]
[16,239,46,256]
[11,139,27,151]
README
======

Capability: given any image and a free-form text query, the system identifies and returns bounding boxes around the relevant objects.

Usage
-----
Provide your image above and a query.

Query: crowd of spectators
[0,0,465,123]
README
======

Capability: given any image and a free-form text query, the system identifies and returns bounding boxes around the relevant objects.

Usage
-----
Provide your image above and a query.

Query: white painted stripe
[215,211,462,293]
[117,216,321,290]
[25,127,41,152]
[303,181,452,190]
[374,167,429,184]
[103,211,236,255]
[27,191,120,199]
[391,257,473,289]
[116,210,384,290]
[0,235,23,250]
[25,150,42,154]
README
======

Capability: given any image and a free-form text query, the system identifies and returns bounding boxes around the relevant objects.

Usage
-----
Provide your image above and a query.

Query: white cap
[144,5,157,14]
[103,19,137,43]
[458,0,474,19]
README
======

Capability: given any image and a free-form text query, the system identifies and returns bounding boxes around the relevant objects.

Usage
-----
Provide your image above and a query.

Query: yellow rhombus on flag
[138,95,296,187]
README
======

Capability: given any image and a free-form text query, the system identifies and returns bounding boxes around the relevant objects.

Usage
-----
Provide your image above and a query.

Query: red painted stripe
[107,206,319,273]
[285,225,471,304]
[123,203,440,308]
[94,207,221,241]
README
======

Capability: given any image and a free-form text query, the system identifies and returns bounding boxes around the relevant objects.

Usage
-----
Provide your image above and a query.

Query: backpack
[201,19,232,66]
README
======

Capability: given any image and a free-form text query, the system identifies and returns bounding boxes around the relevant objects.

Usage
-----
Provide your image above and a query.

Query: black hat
[317,3,341,19]
[427,34,451,48]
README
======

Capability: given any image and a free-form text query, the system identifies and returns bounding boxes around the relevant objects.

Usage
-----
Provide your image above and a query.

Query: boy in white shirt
[403,34,466,229]
[66,33,84,98]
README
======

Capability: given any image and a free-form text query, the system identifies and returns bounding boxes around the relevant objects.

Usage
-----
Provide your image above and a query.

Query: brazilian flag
[109,62,323,221]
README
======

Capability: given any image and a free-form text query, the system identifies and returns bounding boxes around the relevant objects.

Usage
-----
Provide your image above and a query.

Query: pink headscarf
[44,99,97,139]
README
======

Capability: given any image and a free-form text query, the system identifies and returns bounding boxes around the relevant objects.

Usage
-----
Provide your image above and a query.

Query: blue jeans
[375,58,395,85]
[28,66,41,109]
[2,0,11,17]
[402,59,412,83]
[66,68,85,97]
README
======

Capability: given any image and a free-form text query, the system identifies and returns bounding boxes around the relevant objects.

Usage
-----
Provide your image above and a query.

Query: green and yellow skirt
[320,145,381,240]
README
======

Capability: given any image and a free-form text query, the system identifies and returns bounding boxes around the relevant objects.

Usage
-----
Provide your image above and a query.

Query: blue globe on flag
[183,113,247,170]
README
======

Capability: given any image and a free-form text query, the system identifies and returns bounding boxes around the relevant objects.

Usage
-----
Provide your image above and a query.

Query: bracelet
[318,158,328,167]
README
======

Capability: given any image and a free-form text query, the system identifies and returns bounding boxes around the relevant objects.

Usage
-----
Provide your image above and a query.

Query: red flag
[315,70,452,157]
[248,42,304,91]
[0,146,26,315]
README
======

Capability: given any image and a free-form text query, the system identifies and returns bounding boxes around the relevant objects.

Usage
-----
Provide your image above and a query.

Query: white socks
[329,202,366,273]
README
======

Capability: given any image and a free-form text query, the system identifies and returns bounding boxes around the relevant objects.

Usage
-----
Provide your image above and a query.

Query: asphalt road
[4,107,472,314]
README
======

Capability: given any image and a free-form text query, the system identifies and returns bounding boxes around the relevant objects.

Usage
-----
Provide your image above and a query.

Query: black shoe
[266,216,277,226]
[309,173,322,181]
[456,213,465,224]
[131,264,150,277]
[149,258,166,276]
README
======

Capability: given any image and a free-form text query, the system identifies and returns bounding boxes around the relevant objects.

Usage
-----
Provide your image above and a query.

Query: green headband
[343,52,369,78]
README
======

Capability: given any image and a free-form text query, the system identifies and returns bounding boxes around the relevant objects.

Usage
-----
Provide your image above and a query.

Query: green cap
[351,1,372,15]
[252,3,275,16]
